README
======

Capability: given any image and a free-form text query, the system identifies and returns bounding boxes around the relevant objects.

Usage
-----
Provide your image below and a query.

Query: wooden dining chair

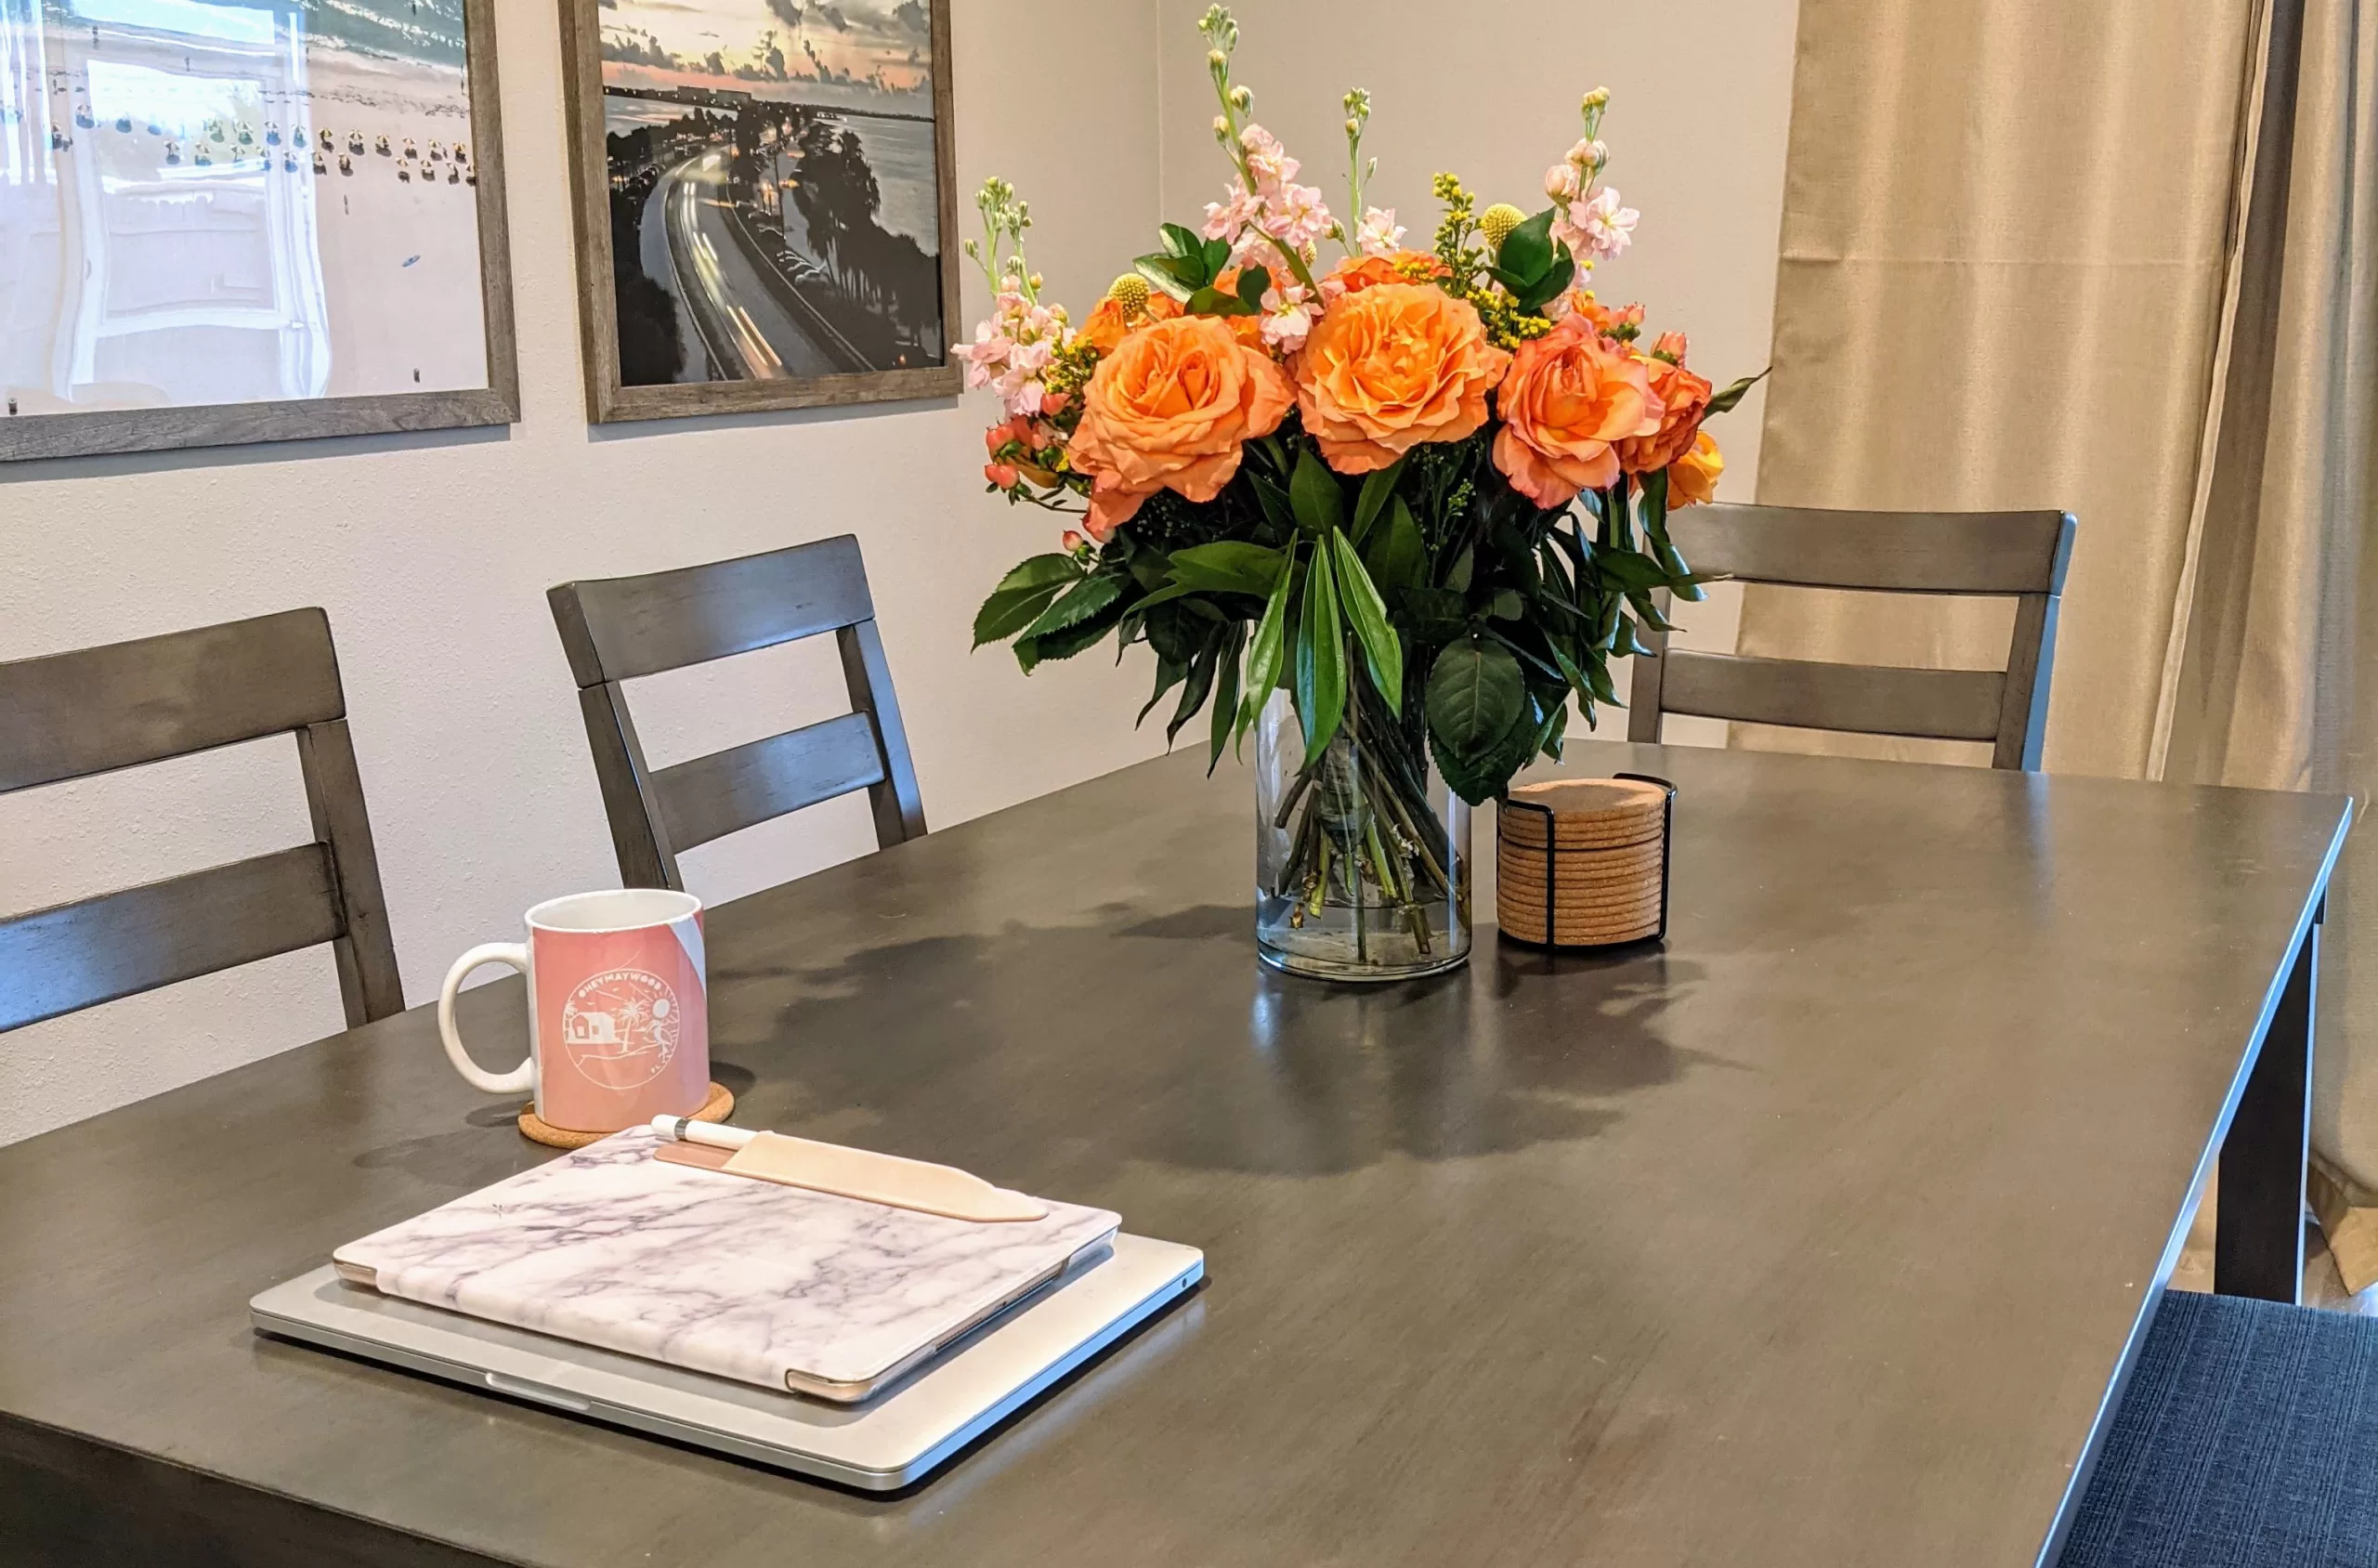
[0,608,404,1033]
[548,534,926,892]
[1627,504,2078,770]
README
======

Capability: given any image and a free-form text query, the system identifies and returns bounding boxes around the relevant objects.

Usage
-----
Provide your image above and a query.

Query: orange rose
[1322,250,1452,298]
[1490,314,1665,508]
[1077,289,1182,354]
[1666,428,1723,506]
[1616,338,1713,475]
[1294,283,1510,475]
[1068,315,1293,541]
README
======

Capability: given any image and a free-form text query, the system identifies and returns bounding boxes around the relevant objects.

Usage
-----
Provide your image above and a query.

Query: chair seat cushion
[2062,1289,2378,1567]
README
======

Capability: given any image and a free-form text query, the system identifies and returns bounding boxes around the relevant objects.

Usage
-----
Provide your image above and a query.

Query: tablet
[252,1233,1203,1490]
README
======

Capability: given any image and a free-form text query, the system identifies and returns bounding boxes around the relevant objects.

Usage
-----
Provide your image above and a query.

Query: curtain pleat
[1744,0,2265,775]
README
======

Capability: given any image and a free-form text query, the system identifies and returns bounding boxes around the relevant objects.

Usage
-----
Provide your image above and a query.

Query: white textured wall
[0,1,1797,1146]
[0,0,1169,1146]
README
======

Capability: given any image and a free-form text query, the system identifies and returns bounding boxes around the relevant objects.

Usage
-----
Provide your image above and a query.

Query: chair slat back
[0,608,344,791]
[0,847,342,1032]
[549,536,925,892]
[549,534,877,686]
[0,611,404,1031]
[1627,505,2076,771]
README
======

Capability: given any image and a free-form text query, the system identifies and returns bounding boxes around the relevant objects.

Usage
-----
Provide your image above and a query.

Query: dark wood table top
[0,741,2350,1568]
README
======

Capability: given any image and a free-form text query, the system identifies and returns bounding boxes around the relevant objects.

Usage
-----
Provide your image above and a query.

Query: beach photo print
[0,0,517,462]
[559,0,959,421]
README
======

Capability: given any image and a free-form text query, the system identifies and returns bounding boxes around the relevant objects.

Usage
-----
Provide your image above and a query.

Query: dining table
[0,738,2351,1568]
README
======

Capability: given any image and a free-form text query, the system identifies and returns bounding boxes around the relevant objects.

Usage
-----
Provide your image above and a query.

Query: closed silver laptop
[252,1234,1203,1490]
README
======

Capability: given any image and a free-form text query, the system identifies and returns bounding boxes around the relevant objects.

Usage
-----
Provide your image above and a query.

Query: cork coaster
[1498,886,1666,927]
[1496,815,1664,853]
[518,1081,736,1150]
[1496,843,1666,886]
[1498,897,1664,947]
[1499,778,1669,847]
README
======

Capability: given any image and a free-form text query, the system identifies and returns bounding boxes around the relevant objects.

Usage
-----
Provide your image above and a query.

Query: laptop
[252,1232,1203,1490]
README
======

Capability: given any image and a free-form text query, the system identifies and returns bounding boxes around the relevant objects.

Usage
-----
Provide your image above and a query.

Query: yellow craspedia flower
[1106,274,1152,314]
[1480,203,1527,254]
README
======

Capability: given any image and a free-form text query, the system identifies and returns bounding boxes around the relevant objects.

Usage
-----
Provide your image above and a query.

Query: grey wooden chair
[0,608,404,1032]
[548,534,925,892]
[1627,504,2077,770]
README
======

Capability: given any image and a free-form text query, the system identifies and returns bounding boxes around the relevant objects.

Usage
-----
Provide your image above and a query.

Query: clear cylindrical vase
[1254,688,1471,982]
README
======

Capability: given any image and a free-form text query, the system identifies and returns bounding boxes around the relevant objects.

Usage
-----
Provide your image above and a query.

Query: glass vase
[1254,687,1471,982]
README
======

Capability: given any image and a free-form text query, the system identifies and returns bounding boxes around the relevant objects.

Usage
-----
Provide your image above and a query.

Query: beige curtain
[2162,0,2378,1287]
[1744,0,2267,773]
[1754,0,2378,1287]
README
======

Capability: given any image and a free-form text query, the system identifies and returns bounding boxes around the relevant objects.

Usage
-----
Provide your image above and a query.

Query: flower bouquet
[960,6,1759,981]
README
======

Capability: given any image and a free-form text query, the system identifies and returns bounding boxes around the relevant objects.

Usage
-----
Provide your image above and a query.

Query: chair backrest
[0,608,404,1033]
[548,534,926,891]
[1626,504,2077,770]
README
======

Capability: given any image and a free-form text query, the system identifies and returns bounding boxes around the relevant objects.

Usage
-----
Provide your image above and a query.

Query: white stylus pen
[650,1115,755,1152]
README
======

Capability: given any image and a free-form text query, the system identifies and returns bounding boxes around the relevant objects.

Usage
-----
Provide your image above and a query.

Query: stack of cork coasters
[1496,776,1676,947]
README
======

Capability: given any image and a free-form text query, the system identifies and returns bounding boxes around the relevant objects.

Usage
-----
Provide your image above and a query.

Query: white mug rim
[526,888,702,935]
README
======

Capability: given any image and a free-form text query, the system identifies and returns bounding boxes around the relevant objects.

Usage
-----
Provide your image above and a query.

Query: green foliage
[1294,535,1347,752]
[976,400,1731,796]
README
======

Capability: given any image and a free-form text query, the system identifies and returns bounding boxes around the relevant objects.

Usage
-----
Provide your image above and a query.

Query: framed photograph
[558,0,960,423]
[0,0,518,464]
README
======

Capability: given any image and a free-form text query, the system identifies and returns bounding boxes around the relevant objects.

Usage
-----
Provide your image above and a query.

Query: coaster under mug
[520,1080,738,1150]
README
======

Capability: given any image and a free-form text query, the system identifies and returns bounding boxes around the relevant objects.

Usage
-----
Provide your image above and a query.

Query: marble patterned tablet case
[333,1126,1120,1398]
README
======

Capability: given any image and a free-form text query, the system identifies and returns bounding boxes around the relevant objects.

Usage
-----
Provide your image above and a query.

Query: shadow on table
[714,901,1710,1183]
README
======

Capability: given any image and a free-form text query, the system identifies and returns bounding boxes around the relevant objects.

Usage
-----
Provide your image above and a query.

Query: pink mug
[438,889,712,1133]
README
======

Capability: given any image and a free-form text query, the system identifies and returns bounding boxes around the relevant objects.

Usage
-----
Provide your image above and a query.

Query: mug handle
[438,944,536,1095]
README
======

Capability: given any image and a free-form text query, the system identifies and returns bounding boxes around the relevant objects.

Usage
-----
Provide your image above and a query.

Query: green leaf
[1185,285,1255,318]
[1431,689,1537,804]
[1167,638,1222,746]
[1289,447,1347,537]
[991,553,1083,595]
[1209,624,1245,772]
[1237,546,1296,736]
[1247,469,1294,532]
[1639,466,1672,552]
[1136,656,1188,727]
[1294,539,1347,753]
[1488,588,1524,621]
[1014,587,1129,672]
[1424,636,1525,765]
[1160,222,1205,260]
[1169,541,1287,596]
[1203,236,1231,277]
[1444,546,1475,594]
[1705,367,1770,417]
[1329,531,1404,702]
[1133,255,1197,301]
[1016,570,1125,643]
[1516,253,1575,313]
[1236,264,1272,312]
[1365,495,1427,593]
[1352,455,1405,543]
[974,582,1065,646]
[1494,206,1557,285]
[973,555,1080,647]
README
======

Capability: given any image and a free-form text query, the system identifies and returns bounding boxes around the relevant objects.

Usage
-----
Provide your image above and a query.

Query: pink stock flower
[1574,187,1637,262]
[1259,281,1318,351]
[1353,206,1406,257]
[1240,124,1300,190]
[1545,163,1582,203]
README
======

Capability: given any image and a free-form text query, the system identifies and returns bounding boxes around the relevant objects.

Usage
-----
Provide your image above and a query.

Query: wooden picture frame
[0,2,519,464]
[558,0,961,424]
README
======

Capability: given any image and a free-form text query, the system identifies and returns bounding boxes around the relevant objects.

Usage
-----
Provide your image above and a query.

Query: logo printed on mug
[562,968,680,1090]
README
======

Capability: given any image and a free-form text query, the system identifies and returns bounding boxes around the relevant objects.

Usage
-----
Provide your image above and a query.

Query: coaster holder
[1498,772,1677,949]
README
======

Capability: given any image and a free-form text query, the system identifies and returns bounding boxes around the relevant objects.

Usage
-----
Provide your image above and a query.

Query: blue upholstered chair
[2061,1289,2378,1566]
